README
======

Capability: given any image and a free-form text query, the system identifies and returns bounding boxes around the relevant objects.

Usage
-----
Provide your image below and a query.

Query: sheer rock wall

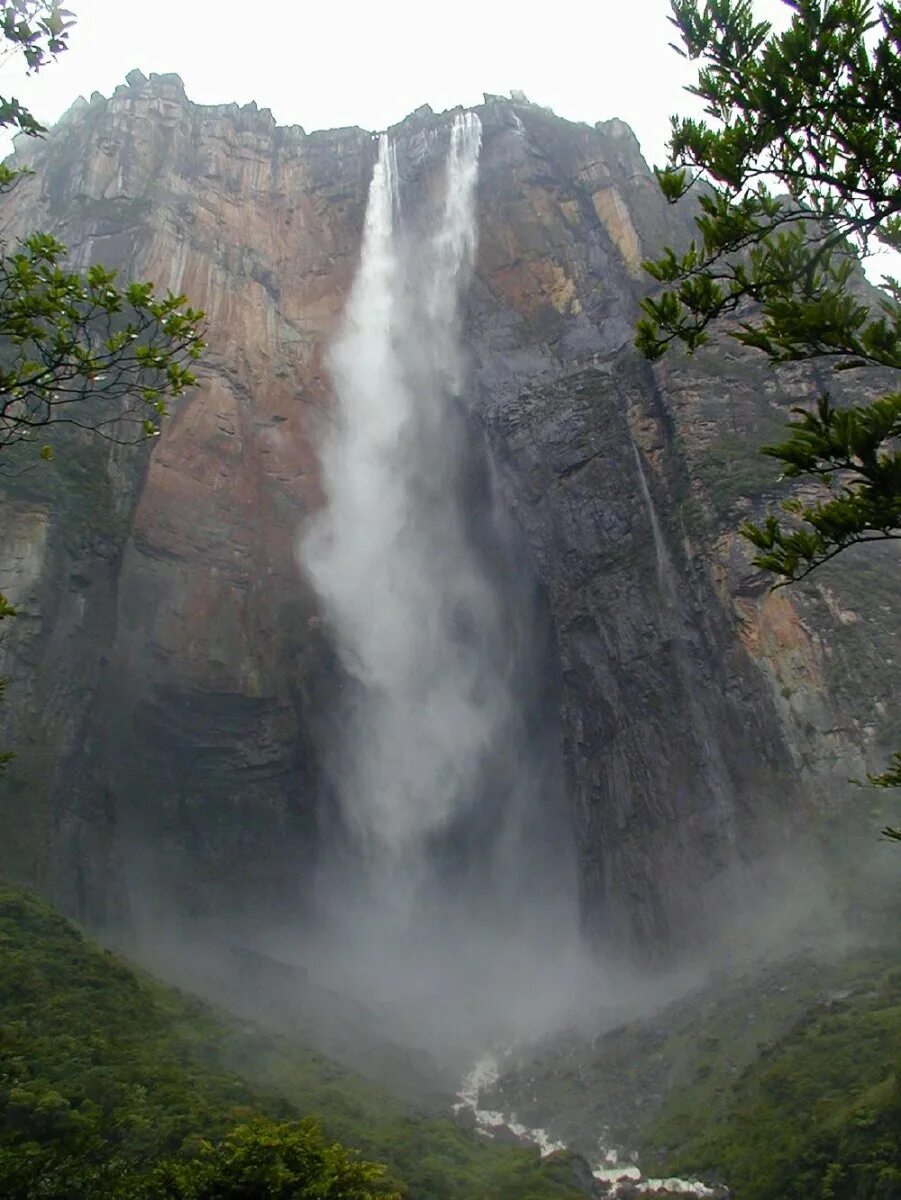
[0,75,895,951]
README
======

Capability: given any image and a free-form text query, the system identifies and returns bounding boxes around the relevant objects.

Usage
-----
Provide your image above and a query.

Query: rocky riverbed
[454,1056,726,1198]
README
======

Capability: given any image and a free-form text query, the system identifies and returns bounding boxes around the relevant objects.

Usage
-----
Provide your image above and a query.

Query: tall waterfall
[300,114,585,1053]
[304,113,501,854]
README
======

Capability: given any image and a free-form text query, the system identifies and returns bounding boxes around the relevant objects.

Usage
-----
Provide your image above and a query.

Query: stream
[454,1056,724,1198]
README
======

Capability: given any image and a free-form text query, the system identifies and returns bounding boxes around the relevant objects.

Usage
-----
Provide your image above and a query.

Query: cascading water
[299,115,589,1056]
[305,115,503,855]
[632,445,736,840]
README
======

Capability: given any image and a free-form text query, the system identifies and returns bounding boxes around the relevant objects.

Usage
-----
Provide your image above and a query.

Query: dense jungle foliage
[646,958,901,1198]
[0,883,591,1200]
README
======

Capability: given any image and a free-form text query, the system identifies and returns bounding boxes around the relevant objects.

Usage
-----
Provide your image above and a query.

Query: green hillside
[648,961,901,1199]
[0,883,587,1200]
[491,942,901,1200]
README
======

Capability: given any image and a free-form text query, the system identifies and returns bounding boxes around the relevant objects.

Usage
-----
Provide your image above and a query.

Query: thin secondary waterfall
[632,445,735,838]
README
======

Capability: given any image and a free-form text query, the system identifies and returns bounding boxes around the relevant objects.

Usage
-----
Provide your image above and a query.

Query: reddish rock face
[0,76,896,953]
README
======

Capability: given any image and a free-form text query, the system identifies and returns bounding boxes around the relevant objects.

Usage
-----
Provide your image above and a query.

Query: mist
[104,105,896,1109]
[287,112,591,1066]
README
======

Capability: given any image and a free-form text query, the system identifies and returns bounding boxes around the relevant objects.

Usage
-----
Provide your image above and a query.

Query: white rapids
[455,1056,721,1198]
[454,1056,567,1158]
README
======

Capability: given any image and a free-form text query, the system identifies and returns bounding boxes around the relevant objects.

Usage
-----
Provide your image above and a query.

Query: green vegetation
[0,234,205,455]
[0,1,71,137]
[646,960,901,1199]
[0,2,203,460]
[0,1,207,772]
[0,1,205,631]
[0,882,588,1199]
[639,0,900,812]
[493,947,901,1199]
[638,0,900,583]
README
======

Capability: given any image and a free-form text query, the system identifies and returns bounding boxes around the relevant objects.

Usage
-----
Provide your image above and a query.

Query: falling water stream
[304,115,497,855]
[300,113,586,1052]
[298,116,713,1196]
[632,445,736,840]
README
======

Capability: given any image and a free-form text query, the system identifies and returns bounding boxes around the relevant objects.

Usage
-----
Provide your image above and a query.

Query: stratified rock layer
[0,76,896,951]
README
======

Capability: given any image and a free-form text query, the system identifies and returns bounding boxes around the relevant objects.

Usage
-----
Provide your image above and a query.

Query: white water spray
[299,113,588,1056]
[303,114,502,854]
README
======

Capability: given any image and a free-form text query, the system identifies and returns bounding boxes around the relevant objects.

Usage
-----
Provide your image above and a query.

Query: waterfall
[298,114,587,1054]
[303,114,500,855]
[632,445,735,838]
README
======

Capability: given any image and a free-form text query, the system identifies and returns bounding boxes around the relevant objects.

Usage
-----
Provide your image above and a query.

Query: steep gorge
[0,73,896,971]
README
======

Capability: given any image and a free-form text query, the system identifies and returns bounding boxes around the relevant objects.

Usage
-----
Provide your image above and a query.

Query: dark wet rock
[0,82,895,955]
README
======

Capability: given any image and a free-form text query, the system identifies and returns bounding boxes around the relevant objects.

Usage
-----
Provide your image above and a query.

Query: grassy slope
[0,883,586,1200]
[493,945,901,1200]
[647,958,901,1199]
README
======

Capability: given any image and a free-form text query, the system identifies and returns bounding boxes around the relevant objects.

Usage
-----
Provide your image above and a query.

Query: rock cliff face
[0,75,896,953]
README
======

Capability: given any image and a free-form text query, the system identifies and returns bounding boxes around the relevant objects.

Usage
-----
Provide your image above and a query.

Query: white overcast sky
[0,0,896,280]
[0,0,792,162]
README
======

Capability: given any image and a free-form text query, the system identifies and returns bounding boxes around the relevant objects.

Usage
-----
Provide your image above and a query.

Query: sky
[0,0,896,280]
[0,0,792,165]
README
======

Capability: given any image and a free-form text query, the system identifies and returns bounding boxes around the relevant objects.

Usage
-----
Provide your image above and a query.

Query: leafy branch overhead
[0,234,204,453]
[0,1,74,135]
[638,0,900,812]
[869,752,901,838]
[637,0,900,586]
[740,392,900,581]
[0,2,206,463]
[0,2,206,770]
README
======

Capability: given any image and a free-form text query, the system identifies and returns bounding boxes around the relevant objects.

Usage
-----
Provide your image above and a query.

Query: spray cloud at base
[296,113,593,1058]
[111,114,869,1070]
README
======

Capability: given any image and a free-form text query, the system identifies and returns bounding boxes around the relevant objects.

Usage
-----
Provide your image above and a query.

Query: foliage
[0,233,204,452]
[638,0,900,800]
[0,0,205,466]
[868,752,901,791]
[636,0,900,585]
[0,1119,399,1200]
[863,751,901,838]
[0,2,206,724]
[651,964,901,1199]
[0,882,586,1200]
[150,1119,400,1200]
[739,391,900,581]
[0,1,74,141]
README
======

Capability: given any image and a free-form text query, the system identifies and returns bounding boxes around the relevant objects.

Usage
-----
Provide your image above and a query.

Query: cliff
[0,73,896,953]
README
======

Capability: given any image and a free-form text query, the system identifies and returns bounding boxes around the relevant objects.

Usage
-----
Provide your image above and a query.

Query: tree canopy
[0,0,204,462]
[637,0,899,825]
[637,0,900,585]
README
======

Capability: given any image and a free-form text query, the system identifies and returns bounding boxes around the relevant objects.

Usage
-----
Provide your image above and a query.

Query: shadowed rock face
[0,75,896,955]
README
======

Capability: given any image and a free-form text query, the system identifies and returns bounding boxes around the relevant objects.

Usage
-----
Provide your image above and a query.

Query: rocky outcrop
[0,76,895,952]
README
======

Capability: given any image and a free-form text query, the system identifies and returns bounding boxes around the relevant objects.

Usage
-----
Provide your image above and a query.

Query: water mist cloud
[301,114,498,853]
[296,113,590,1061]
